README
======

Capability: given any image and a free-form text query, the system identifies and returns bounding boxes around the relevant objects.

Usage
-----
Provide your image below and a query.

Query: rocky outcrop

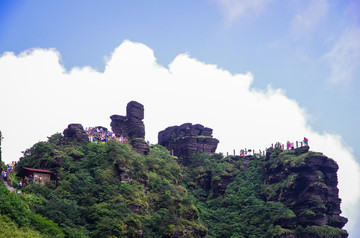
[131,138,150,155]
[110,101,149,155]
[63,124,88,143]
[264,147,348,234]
[115,160,132,183]
[158,123,219,165]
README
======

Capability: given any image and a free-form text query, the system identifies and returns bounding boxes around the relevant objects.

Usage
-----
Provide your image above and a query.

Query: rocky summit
[63,123,88,143]
[158,123,219,165]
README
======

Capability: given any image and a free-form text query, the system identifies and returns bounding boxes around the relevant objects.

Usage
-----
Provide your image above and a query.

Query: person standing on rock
[303,137,308,146]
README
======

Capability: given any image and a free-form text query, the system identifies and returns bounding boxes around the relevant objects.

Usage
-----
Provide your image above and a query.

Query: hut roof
[16,167,53,177]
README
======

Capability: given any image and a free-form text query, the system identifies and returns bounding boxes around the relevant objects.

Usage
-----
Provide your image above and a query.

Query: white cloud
[324,27,360,84]
[0,41,359,235]
[291,0,328,39]
[214,0,269,24]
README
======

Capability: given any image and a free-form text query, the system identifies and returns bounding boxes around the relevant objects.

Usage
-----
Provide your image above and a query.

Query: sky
[0,0,359,236]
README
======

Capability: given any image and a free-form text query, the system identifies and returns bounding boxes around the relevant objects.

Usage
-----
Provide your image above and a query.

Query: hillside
[0,101,347,237]
[9,130,348,238]
[0,181,64,237]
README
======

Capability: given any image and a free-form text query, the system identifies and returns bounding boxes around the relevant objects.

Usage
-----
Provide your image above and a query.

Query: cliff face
[181,146,348,238]
[264,147,347,237]
[158,123,219,165]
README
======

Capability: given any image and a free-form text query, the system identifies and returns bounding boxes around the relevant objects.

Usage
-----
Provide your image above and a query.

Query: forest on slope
[1,132,348,238]
[0,181,64,237]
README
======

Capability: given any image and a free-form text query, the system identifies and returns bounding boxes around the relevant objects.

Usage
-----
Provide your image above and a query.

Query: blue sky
[1,0,359,154]
[1,0,359,236]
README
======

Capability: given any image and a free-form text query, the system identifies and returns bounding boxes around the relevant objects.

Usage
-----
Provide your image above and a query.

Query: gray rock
[110,101,149,155]
[158,123,219,165]
[63,124,88,143]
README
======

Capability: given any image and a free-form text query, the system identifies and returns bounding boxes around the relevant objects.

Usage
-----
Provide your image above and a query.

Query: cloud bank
[0,40,359,235]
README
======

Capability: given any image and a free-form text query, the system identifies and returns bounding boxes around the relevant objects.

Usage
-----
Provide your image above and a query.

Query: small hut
[16,167,53,185]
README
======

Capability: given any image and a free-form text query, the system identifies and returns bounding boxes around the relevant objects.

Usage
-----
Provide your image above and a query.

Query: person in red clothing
[303,137,308,146]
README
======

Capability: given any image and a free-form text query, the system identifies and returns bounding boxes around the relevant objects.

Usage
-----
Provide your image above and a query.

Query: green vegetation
[264,148,328,201]
[173,135,213,143]
[0,182,64,237]
[268,148,326,169]
[183,153,296,237]
[303,225,348,238]
[1,133,347,237]
[14,135,206,237]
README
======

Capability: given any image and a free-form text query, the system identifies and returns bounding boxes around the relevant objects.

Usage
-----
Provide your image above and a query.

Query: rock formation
[63,123,88,143]
[110,101,149,155]
[264,147,348,232]
[158,123,219,164]
[115,160,132,183]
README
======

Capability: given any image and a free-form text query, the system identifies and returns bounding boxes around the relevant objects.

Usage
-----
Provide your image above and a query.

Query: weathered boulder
[110,101,149,155]
[63,124,88,143]
[158,123,219,165]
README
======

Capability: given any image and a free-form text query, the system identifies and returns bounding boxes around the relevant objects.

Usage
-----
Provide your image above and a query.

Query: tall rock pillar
[110,101,149,155]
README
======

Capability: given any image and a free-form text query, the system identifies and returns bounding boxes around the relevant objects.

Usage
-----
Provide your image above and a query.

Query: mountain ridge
[1,101,348,237]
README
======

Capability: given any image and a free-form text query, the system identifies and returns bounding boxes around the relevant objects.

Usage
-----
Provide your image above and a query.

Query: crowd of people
[239,149,259,156]
[274,137,309,150]
[1,161,47,191]
[21,174,44,186]
[237,137,309,157]
[1,161,17,182]
[85,127,128,143]
[1,161,23,193]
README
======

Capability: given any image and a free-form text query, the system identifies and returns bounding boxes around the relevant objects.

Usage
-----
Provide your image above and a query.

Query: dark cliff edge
[183,148,348,237]
[263,147,347,237]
